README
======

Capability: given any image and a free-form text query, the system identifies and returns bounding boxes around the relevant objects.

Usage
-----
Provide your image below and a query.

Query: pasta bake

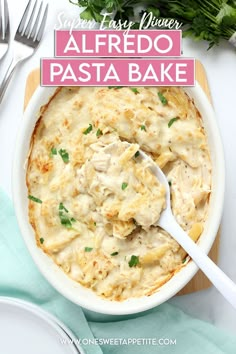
[26,86,211,300]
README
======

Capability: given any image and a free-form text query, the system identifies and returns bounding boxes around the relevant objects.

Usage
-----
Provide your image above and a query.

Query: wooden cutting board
[24,61,220,295]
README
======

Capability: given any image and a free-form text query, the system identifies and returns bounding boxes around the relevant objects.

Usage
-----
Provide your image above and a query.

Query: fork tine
[17,0,32,35]
[4,0,10,40]
[0,1,3,39]
[24,0,38,37]
[28,1,42,39]
[35,3,48,42]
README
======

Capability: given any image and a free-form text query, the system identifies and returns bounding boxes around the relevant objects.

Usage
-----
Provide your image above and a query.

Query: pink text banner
[41,58,195,86]
[55,30,182,57]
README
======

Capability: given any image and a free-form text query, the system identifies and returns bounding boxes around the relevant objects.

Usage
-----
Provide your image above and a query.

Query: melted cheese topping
[27,86,211,301]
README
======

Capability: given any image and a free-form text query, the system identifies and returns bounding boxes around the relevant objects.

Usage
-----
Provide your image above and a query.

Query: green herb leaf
[168,181,172,187]
[39,237,44,244]
[129,255,139,267]
[83,124,93,135]
[58,203,75,228]
[168,117,179,128]
[140,125,146,131]
[50,147,57,156]
[96,128,103,137]
[130,88,139,94]
[28,195,42,204]
[85,247,93,252]
[59,212,73,228]
[134,151,140,158]
[111,252,119,256]
[59,149,69,163]
[108,86,123,89]
[216,3,236,25]
[80,7,103,22]
[121,182,128,190]
[79,8,94,21]
[59,203,69,213]
[182,258,187,264]
[147,6,160,17]
[158,92,168,105]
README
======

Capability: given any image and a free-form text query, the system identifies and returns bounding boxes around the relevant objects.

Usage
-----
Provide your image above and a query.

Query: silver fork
[0,0,10,61]
[0,0,48,104]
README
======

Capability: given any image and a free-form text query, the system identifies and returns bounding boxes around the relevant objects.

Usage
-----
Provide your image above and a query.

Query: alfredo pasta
[27,86,211,300]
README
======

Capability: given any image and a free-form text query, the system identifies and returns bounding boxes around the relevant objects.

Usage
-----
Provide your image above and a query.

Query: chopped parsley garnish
[94,222,97,226]
[140,125,146,131]
[108,86,123,89]
[39,238,44,244]
[134,151,140,158]
[182,258,187,264]
[59,149,69,163]
[83,124,93,135]
[111,252,119,256]
[168,181,172,187]
[130,87,139,94]
[85,247,93,252]
[28,195,42,204]
[59,213,73,228]
[158,92,168,105]
[58,203,76,228]
[128,255,139,267]
[121,182,128,190]
[50,147,57,156]
[59,203,69,212]
[96,128,103,137]
[168,117,179,128]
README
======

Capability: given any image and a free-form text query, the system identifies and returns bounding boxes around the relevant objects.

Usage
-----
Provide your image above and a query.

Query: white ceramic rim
[0,296,84,353]
[12,83,225,315]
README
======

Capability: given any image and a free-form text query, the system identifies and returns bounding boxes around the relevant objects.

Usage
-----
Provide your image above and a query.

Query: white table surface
[0,0,236,335]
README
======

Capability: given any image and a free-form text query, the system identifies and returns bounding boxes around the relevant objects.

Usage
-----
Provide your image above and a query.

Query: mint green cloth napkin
[0,189,236,354]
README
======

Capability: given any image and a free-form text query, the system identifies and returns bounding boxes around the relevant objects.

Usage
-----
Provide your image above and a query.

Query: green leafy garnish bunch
[69,0,236,49]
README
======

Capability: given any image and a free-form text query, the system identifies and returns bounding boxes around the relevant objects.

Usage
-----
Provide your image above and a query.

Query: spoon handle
[160,217,236,309]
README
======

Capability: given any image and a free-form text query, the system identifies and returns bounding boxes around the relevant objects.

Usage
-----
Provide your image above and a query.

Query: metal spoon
[137,148,236,309]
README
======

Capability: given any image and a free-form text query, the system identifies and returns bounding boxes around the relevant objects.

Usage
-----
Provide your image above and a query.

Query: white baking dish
[12,82,225,315]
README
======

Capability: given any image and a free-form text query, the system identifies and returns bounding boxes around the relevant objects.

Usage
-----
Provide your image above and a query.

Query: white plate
[0,297,83,354]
